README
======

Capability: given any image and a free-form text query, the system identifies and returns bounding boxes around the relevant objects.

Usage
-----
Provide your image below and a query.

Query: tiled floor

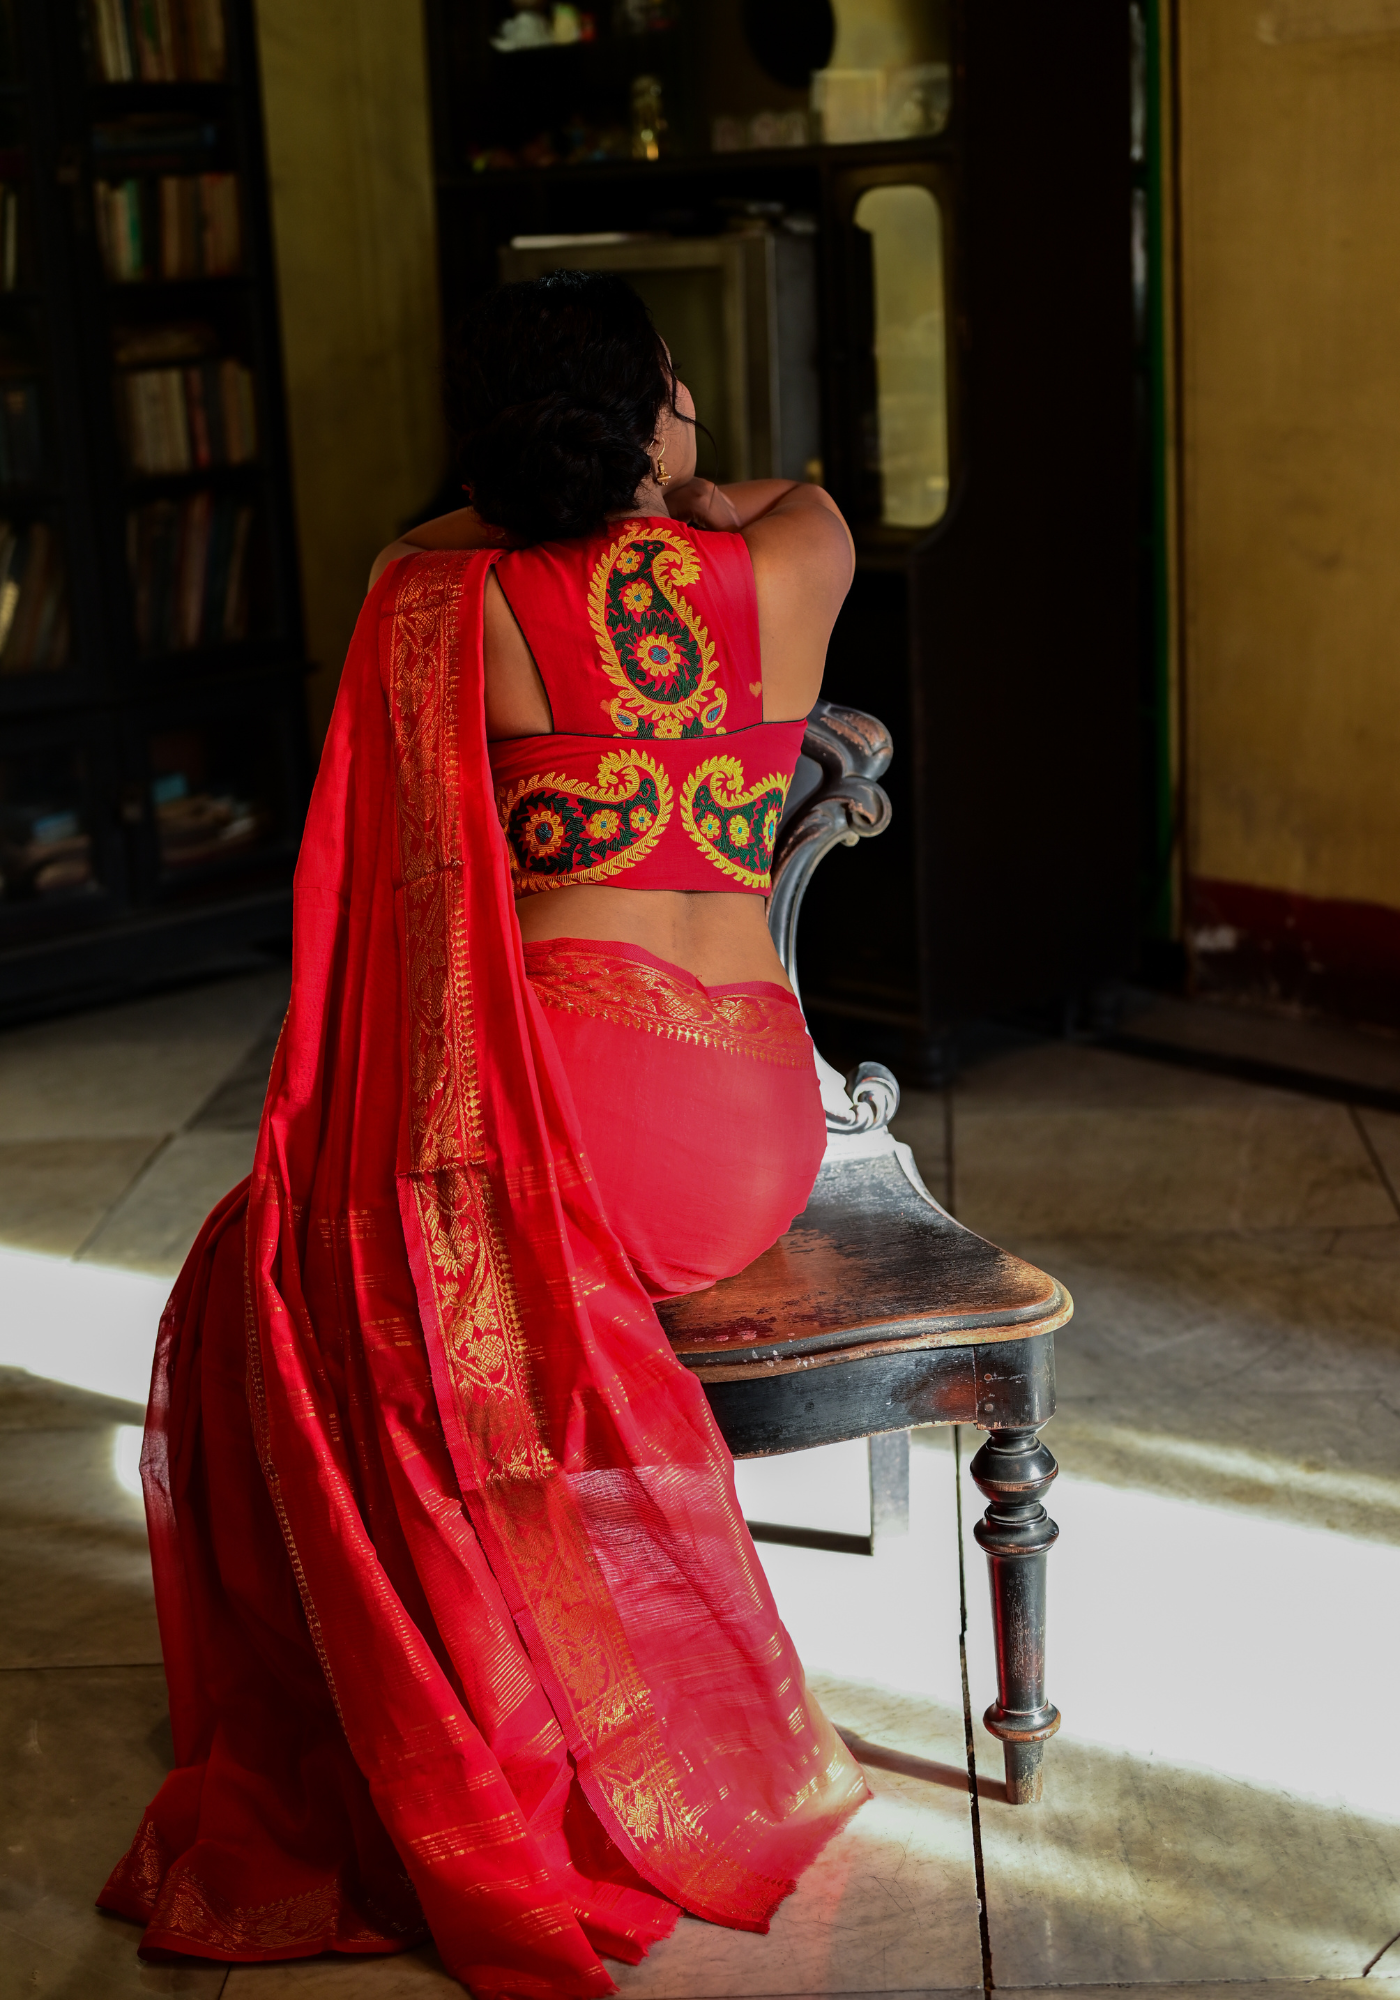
[2,973,1399,1997]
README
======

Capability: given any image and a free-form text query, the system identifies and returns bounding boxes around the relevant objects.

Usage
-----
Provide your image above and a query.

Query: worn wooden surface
[658,1152,1070,1378]
[698,1329,1057,1458]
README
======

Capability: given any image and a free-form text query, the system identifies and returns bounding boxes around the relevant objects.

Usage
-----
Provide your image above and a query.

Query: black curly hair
[449,270,681,545]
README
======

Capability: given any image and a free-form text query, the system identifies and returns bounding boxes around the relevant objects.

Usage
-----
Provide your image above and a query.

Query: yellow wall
[1178,0,1400,908]
[254,0,444,741]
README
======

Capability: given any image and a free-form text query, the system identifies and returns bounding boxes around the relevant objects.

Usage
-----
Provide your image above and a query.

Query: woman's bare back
[478,482,853,987]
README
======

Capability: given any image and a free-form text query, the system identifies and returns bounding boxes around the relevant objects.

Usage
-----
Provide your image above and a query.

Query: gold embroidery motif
[387,553,823,1922]
[680,755,790,889]
[497,748,674,893]
[106,1813,166,1915]
[151,1864,422,1954]
[524,943,812,1069]
[587,522,726,738]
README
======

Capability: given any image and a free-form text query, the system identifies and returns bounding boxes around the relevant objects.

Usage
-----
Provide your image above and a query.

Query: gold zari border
[524,941,812,1069]
[387,553,784,1920]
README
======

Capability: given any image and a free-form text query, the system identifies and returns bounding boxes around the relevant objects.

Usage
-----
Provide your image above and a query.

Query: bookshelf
[424,1,1139,1060]
[0,0,310,1022]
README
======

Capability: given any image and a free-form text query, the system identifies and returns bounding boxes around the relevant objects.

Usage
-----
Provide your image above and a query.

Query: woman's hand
[664,478,743,531]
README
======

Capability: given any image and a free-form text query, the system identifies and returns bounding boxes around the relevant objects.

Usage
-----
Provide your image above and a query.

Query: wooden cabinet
[426,0,1139,1064]
[0,0,309,1021]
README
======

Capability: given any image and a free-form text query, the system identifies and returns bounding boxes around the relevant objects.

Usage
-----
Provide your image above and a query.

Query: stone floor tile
[889,1089,951,1209]
[953,1030,1300,1111]
[1122,985,1400,1093]
[1005,1984,1386,1999]
[1027,1227,1400,1404]
[0,1245,170,1406]
[738,1431,966,1724]
[0,1365,143,1431]
[190,1020,283,1133]
[223,1951,456,1996]
[0,1424,158,1667]
[613,1759,981,1995]
[0,1664,227,1997]
[0,967,289,1140]
[970,1731,1400,1983]
[735,1435,878,1540]
[0,1137,161,1257]
[1357,1107,1400,1207]
[958,1446,1400,1982]
[81,1130,256,1276]
[952,1100,1394,1241]
[1044,1397,1400,1544]
[1021,1224,1400,1536]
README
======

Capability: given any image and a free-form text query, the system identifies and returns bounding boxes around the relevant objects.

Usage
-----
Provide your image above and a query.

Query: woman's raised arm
[668,479,854,722]
[366,506,511,593]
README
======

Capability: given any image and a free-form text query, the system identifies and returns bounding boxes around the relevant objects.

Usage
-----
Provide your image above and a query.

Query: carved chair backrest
[769,701,899,1143]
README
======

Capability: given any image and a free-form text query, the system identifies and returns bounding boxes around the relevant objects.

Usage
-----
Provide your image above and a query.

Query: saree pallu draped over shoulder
[100,549,868,1999]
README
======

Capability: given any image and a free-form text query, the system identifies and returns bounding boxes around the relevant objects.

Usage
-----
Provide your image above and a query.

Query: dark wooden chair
[657,703,1071,1805]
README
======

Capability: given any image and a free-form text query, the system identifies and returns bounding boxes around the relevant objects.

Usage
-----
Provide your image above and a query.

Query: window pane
[853,183,948,529]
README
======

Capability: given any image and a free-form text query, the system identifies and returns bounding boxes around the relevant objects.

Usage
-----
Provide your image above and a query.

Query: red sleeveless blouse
[488,519,806,896]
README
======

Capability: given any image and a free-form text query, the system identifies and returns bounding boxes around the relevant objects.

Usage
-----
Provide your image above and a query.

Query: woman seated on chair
[101,271,864,2000]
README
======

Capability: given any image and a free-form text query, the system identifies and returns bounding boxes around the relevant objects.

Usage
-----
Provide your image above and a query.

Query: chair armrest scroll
[768,699,893,991]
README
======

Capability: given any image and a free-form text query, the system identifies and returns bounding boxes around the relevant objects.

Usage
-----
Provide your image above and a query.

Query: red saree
[101,550,867,1997]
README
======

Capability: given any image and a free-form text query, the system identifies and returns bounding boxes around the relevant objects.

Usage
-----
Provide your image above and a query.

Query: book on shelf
[119,355,257,474]
[127,489,253,654]
[0,187,20,293]
[0,381,42,485]
[0,521,71,674]
[90,0,227,84]
[94,173,241,282]
[0,3,19,86]
[93,115,221,166]
[151,770,266,868]
[0,803,94,899]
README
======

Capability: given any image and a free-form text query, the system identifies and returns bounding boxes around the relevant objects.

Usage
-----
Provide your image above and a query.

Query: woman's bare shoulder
[742,488,854,720]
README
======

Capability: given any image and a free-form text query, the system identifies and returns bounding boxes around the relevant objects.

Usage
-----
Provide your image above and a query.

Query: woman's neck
[608,476,672,520]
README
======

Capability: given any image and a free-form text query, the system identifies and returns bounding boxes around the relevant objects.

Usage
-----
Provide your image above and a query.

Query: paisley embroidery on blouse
[498,747,674,892]
[588,523,727,740]
[680,756,789,890]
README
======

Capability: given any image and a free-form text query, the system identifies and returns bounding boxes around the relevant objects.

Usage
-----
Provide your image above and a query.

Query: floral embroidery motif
[588,523,727,739]
[680,756,789,890]
[499,748,673,892]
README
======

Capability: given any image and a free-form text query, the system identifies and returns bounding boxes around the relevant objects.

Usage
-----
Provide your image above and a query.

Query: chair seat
[658,1145,1072,1457]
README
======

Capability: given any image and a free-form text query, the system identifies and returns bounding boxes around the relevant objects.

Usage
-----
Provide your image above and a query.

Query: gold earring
[655,458,671,486]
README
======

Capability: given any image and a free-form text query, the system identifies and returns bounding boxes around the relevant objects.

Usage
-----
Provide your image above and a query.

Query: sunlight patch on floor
[0,1242,166,1405]
[112,1424,144,1499]
[999,1467,1400,1822]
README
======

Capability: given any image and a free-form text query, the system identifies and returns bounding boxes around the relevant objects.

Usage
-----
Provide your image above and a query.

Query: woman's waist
[521,929,810,1065]
[516,886,791,993]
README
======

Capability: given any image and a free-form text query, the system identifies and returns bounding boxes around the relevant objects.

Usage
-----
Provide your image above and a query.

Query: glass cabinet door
[0,717,123,943]
[448,0,950,168]
[812,0,950,145]
[853,180,948,529]
[0,81,73,685]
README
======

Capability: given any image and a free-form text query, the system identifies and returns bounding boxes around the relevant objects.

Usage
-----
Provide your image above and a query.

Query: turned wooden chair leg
[970,1427,1061,1804]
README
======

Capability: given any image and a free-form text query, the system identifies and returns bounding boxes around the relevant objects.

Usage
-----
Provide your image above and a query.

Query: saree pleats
[100,549,867,1997]
[522,937,827,1299]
